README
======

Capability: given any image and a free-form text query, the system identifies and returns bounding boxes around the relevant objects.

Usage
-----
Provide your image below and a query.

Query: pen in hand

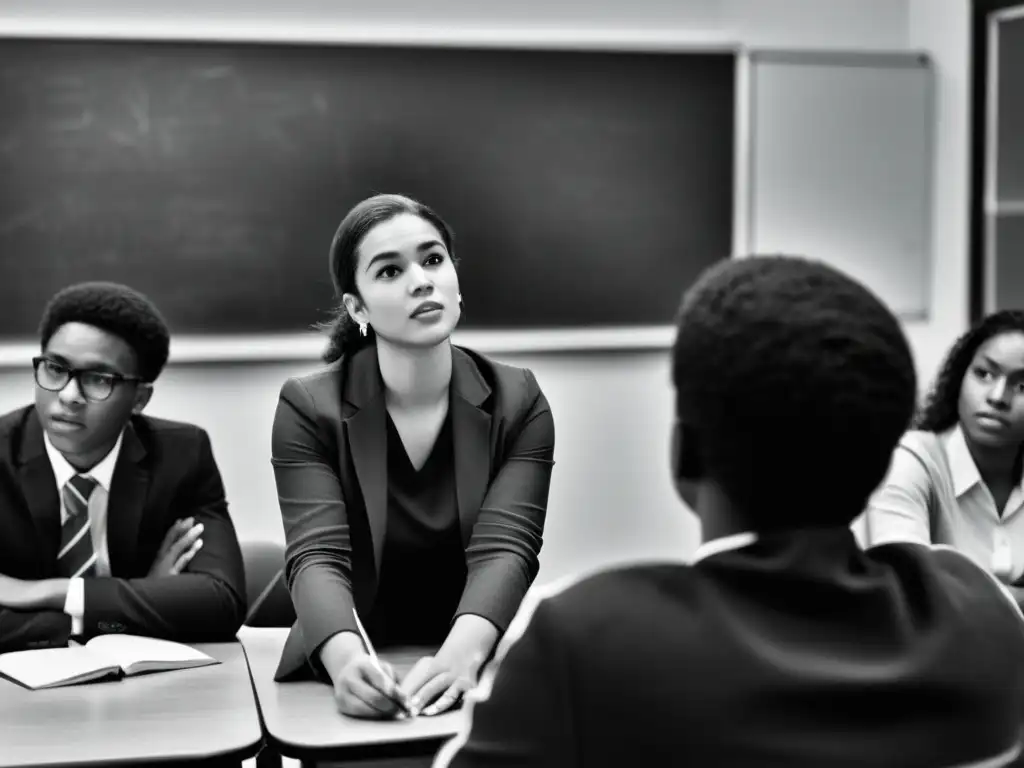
[352,608,418,718]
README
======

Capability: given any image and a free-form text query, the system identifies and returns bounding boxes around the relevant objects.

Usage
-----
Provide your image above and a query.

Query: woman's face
[957,330,1024,449]
[345,213,461,349]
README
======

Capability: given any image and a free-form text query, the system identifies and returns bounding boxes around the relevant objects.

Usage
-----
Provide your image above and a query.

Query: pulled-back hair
[318,194,457,363]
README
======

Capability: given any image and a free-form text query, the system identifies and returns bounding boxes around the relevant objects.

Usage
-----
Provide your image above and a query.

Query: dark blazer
[437,529,1024,768]
[272,344,555,681]
[0,406,247,652]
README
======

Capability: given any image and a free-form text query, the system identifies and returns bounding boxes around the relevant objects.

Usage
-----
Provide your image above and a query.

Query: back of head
[39,281,171,382]
[672,255,917,529]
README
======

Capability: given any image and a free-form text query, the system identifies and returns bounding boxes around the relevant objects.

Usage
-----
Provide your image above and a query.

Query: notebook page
[85,635,215,672]
[0,647,115,689]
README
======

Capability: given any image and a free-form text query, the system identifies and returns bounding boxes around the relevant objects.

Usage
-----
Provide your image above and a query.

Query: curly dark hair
[916,310,1024,433]
[317,193,458,364]
[39,281,171,382]
[672,255,918,528]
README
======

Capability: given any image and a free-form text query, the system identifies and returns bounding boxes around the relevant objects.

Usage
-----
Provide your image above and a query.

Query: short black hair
[672,255,917,529]
[39,282,171,382]
[917,310,1024,433]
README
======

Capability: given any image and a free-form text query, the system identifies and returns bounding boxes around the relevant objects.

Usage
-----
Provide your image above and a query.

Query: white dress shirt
[42,431,124,636]
[865,425,1024,584]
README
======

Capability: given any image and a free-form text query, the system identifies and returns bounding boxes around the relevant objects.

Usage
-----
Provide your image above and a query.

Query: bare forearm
[318,630,366,682]
[439,614,499,671]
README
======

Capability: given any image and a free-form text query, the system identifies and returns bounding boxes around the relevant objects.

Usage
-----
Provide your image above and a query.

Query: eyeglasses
[32,357,143,403]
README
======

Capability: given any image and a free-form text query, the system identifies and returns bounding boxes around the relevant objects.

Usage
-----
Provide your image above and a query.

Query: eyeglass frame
[32,356,146,403]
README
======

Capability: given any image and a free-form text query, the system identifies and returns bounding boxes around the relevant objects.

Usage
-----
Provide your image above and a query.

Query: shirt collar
[43,429,124,492]
[942,424,1008,498]
[693,531,758,563]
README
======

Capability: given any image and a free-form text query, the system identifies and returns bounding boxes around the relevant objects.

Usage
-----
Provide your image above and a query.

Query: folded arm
[81,430,246,641]
[0,575,73,651]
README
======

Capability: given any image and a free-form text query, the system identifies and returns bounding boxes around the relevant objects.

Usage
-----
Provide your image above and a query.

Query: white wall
[0,1,971,587]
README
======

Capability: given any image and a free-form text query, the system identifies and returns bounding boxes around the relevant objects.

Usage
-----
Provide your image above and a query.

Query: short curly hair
[39,282,171,383]
[672,255,917,528]
[916,310,1024,433]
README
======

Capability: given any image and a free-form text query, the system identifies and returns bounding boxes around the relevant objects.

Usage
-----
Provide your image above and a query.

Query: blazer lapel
[17,414,61,566]
[450,348,493,546]
[343,347,389,576]
[106,422,151,576]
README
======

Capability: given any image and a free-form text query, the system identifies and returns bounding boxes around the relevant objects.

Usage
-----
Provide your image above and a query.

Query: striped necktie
[57,475,99,578]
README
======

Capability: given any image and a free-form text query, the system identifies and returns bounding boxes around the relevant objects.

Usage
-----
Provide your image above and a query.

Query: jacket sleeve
[0,608,72,653]
[81,429,247,641]
[455,369,555,633]
[271,377,359,671]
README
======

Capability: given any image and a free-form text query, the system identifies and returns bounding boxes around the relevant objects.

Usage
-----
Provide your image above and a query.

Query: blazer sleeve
[455,368,555,633]
[81,429,247,641]
[434,594,573,768]
[0,608,72,653]
[271,377,359,669]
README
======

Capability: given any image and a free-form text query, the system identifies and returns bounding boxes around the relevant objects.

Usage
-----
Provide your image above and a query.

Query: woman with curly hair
[865,310,1024,596]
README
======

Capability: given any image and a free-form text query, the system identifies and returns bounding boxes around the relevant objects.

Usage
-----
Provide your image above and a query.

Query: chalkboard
[0,38,735,341]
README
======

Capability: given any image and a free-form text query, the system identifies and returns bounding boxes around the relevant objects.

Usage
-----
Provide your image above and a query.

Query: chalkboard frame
[0,28,744,367]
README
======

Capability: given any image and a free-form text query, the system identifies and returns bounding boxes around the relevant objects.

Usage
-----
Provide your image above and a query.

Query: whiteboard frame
[741,48,934,321]
[983,5,1024,315]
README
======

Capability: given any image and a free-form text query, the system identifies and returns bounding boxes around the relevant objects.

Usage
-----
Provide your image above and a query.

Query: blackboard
[0,37,735,341]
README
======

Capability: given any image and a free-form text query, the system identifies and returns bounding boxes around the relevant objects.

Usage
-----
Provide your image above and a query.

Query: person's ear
[342,293,367,326]
[131,383,153,415]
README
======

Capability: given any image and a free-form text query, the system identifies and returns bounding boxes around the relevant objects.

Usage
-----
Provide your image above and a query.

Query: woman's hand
[398,649,486,716]
[332,652,411,719]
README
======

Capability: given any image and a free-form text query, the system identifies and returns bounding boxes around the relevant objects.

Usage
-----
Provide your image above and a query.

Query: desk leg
[303,759,433,767]
[256,743,283,768]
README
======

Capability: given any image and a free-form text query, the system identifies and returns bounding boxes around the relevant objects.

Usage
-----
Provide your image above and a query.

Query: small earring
[359,322,368,337]
[457,292,463,305]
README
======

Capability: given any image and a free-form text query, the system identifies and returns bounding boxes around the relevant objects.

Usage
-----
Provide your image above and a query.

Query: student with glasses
[0,281,246,652]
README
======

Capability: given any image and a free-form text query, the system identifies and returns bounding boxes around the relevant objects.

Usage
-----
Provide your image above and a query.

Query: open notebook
[0,634,219,689]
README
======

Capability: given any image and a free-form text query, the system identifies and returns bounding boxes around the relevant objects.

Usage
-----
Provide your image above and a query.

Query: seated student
[865,311,1024,600]
[0,282,246,651]
[271,194,555,719]
[433,256,1024,768]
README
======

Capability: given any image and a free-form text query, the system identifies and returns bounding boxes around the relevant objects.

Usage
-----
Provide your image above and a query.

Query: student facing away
[434,256,1024,768]
[0,282,246,651]
[271,194,555,718]
[866,311,1024,601]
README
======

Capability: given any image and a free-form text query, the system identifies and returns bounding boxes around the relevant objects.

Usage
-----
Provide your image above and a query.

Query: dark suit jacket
[272,344,555,681]
[438,529,1024,768]
[0,406,247,652]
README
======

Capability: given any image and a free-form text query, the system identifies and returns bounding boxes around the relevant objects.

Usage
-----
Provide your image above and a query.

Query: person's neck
[695,483,753,543]
[376,338,452,409]
[61,441,116,474]
[966,436,1021,490]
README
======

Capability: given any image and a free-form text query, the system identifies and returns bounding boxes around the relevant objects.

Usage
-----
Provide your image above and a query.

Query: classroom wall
[0,1,970,586]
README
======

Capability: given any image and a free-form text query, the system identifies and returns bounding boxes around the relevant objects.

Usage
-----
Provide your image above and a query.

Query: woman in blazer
[271,194,555,720]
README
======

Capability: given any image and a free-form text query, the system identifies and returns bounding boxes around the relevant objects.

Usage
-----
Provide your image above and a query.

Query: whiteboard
[744,50,934,319]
